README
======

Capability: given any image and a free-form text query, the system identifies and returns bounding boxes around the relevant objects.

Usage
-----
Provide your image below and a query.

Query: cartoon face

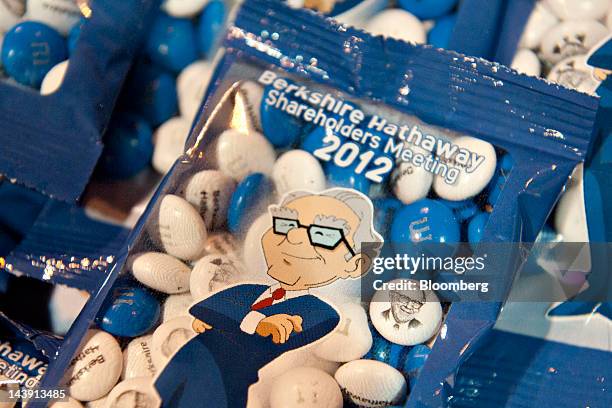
[548,55,600,95]
[261,192,377,291]
[540,20,608,64]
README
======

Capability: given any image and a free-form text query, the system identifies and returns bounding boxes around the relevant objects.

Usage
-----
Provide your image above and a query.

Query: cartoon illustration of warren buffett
[154,188,383,407]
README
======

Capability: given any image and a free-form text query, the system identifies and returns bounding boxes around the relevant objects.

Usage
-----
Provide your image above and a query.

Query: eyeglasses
[272,216,356,256]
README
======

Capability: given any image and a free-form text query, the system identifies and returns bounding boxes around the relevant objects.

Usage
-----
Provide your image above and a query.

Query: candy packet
[18,0,597,406]
[0,0,159,202]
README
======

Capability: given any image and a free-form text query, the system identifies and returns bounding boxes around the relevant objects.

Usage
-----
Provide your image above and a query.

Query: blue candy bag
[14,1,598,406]
[0,0,159,202]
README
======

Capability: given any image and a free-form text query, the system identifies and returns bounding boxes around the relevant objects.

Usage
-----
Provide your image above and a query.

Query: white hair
[278,188,383,261]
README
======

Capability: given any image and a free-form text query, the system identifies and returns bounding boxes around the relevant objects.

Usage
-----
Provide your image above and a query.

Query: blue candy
[373,198,403,235]
[427,14,457,49]
[97,114,154,179]
[227,173,274,233]
[486,173,504,205]
[468,212,489,248]
[261,84,304,148]
[68,19,85,54]
[390,199,460,256]
[122,63,178,127]
[398,0,459,19]
[99,283,160,337]
[300,125,329,155]
[405,344,431,386]
[366,329,430,384]
[325,160,371,194]
[366,331,411,368]
[1,21,67,88]
[198,0,226,58]
[440,198,479,222]
[146,13,198,73]
[499,154,513,173]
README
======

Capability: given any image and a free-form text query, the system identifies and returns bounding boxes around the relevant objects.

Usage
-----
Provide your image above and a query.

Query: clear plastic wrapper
[1,1,599,407]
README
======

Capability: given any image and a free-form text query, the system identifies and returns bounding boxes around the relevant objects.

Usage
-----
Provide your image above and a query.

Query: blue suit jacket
[155,284,340,408]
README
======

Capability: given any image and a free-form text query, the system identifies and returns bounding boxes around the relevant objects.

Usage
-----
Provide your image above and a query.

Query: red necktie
[251,288,286,311]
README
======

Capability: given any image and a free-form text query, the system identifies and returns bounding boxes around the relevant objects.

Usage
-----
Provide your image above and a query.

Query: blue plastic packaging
[22,1,598,406]
[0,0,160,202]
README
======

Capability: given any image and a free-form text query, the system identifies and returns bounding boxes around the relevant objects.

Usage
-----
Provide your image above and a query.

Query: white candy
[369,279,442,345]
[161,293,193,322]
[555,163,589,242]
[162,0,209,18]
[519,3,558,49]
[215,129,276,181]
[270,367,342,408]
[313,279,363,305]
[365,9,426,44]
[0,0,25,32]
[540,20,608,64]
[62,330,122,401]
[203,232,240,257]
[182,170,236,230]
[124,192,154,229]
[547,54,599,95]
[152,117,191,174]
[49,397,83,408]
[251,346,340,408]
[132,252,191,294]
[104,378,161,408]
[177,60,213,122]
[151,316,196,371]
[157,194,207,261]
[271,150,326,195]
[233,81,264,133]
[433,136,496,201]
[40,60,68,95]
[242,214,273,281]
[511,49,541,77]
[49,284,89,335]
[26,0,80,35]
[334,359,407,408]
[391,150,433,205]
[122,335,157,380]
[544,0,609,21]
[190,254,245,300]
[314,303,372,362]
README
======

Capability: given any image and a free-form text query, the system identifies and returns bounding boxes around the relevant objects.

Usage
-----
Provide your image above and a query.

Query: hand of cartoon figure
[255,314,303,344]
[304,0,335,13]
[594,68,611,81]
[192,319,212,333]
